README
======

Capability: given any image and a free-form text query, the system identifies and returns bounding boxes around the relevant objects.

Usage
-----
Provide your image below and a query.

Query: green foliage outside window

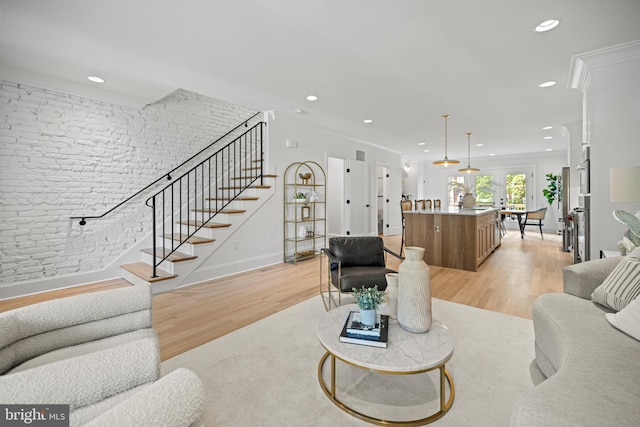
[506,173,526,209]
[475,175,494,204]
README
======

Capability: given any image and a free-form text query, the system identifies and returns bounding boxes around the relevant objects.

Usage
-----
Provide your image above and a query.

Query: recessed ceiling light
[542,126,553,130]
[534,19,560,33]
[475,143,484,147]
[544,136,552,140]
[87,76,105,83]
[489,153,496,157]
[306,95,318,101]
[363,119,373,124]
[418,142,425,146]
[423,149,430,153]
[539,81,557,88]
[545,148,553,152]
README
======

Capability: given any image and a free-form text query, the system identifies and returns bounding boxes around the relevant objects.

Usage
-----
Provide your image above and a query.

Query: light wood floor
[0,231,572,361]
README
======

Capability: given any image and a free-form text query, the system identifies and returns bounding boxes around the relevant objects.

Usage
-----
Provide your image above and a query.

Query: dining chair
[425,199,433,209]
[400,200,413,255]
[434,199,442,209]
[415,199,426,210]
[523,207,547,239]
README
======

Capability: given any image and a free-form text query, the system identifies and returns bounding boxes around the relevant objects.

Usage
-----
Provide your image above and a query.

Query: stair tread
[163,234,215,244]
[121,262,177,283]
[220,185,271,190]
[230,174,276,179]
[178,220,232,228]
[141,248,197,262]
[191,208,246,214]
[206,196,259,201]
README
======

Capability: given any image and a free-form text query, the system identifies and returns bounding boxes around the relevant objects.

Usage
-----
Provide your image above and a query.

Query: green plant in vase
[293,192,307,202]
[352,286,385,327]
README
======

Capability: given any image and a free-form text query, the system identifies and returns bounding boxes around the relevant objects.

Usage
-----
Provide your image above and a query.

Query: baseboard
[0,270,123,301]
[178,251,283,289]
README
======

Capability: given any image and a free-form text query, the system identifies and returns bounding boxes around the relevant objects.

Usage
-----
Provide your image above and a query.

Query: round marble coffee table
[317,305,455,426]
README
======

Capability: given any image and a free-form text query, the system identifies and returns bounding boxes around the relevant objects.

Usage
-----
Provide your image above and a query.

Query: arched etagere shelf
[283,161,327,264]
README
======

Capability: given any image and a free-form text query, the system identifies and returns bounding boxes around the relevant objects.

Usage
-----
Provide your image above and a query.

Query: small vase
[359,309,377,327]
[462,193,476,208]
[384,273,399,319]
[298,226,307,239]
[397,246,432,333]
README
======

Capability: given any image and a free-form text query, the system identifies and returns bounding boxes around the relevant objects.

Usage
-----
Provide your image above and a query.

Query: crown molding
[569,40,640,91]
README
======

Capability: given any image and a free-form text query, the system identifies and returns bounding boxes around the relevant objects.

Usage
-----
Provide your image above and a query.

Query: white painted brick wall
[0,80,256,284]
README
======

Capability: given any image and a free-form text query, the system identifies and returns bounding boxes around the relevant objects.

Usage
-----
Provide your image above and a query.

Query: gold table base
[317,351,455,426]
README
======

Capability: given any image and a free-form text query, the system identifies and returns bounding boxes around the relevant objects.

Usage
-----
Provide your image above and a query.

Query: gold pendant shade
[459,132,480,173]
[433,114,460,167]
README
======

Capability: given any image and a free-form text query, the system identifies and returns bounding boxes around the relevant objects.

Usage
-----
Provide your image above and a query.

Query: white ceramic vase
[397,246,432,333]
[359,309,377,327]
[462,193,476,208]
[384,272,399,319]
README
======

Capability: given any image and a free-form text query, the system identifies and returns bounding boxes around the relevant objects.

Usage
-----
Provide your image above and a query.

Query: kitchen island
[404,207,500,272]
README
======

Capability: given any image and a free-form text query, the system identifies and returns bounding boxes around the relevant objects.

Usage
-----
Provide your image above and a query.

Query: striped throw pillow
[592,257,640,311]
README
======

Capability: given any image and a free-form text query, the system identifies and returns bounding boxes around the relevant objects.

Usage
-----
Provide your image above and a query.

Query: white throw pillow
[606,295,640,341]
[629,246,640,258]
[591,256,640,311]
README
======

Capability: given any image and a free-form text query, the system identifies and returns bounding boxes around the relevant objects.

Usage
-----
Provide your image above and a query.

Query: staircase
[117,115,275,294]
[120,180,276,293]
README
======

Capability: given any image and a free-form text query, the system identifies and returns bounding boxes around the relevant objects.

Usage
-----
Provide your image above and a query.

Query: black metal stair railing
[70,112,263,226]
[145,120,266,278]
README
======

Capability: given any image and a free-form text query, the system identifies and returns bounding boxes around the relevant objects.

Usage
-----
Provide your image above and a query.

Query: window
[475,175,494,206]
[506,173,526,210]
[448,176,464,205]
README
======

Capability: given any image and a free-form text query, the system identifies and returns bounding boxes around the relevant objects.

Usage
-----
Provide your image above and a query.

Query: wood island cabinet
[405,208,500,272]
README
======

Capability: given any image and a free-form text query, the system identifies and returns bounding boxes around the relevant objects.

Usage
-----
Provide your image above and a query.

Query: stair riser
[121,178,275,292]
[139,252,204,276]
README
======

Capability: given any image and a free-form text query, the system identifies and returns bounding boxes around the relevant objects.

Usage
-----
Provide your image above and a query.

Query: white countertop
[405,207,498,216]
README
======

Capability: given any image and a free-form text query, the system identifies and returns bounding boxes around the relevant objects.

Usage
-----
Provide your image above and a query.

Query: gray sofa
[510,257,640,426]
[0,284,205,427]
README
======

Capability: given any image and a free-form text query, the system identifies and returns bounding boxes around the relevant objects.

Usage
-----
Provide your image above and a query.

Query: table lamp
[610,166,640,254]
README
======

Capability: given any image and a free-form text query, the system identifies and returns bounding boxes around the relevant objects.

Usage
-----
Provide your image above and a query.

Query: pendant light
[433,114,460,167]
[459,132,480,173]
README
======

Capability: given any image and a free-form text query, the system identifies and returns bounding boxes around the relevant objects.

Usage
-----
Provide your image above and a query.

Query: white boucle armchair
[0,284,204,427]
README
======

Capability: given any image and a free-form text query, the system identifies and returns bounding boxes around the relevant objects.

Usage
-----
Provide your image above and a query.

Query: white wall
[571,41,640,256]
[0,81,255,288]
[402,150,568,233]
[0,82,402,296]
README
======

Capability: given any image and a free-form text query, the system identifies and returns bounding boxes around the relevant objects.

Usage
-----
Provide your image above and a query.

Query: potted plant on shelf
[352,286,385,327]
[293,192,307,203]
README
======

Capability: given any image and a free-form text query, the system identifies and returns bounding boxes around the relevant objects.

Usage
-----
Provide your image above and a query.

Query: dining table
[499,209,529,238]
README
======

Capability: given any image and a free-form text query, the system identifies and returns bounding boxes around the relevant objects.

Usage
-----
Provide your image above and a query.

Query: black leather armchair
[320,236,403,310]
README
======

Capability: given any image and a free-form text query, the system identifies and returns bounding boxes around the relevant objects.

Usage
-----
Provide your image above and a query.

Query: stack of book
[339,311,389,348]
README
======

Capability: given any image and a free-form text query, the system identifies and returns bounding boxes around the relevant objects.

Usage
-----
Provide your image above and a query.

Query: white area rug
[162,297,541,426]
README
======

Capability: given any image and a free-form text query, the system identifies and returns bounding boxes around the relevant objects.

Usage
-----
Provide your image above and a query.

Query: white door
[347,160,368,236]
[327,156,345,236]
[386,167,403,236]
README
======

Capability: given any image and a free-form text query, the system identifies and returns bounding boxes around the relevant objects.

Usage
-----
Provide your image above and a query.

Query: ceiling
[2,0,640,162]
